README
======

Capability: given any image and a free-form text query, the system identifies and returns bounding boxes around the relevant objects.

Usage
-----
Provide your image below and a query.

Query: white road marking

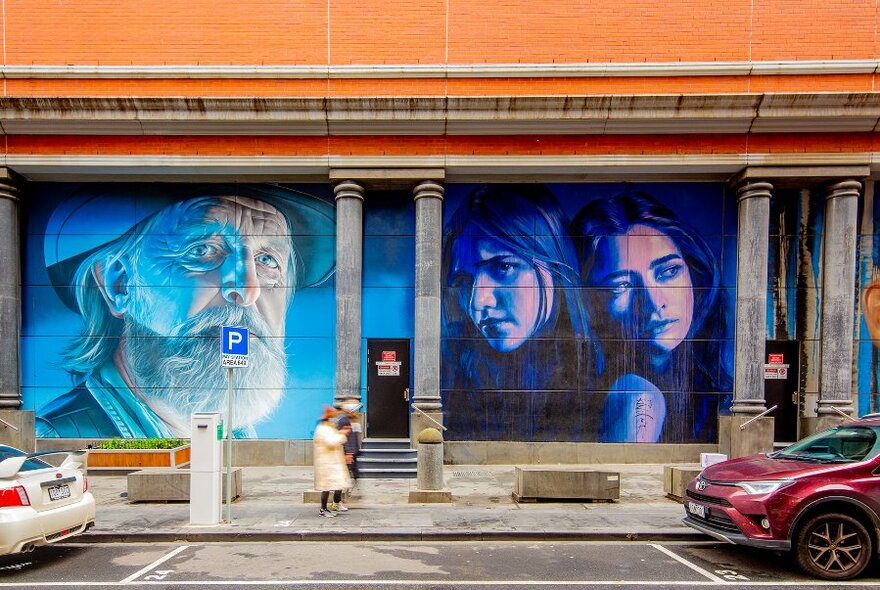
[650,543,728,584]
[118,545,190,584]
[4,581,880,587]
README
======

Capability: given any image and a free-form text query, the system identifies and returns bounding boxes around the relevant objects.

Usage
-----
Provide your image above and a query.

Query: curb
[65,529,708,544]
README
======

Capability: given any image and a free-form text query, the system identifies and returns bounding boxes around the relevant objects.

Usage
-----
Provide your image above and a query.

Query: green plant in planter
[96,438,188,450]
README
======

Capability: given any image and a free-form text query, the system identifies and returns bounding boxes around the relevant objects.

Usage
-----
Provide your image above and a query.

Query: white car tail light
[0,485,30,507]
[83,476,89,493]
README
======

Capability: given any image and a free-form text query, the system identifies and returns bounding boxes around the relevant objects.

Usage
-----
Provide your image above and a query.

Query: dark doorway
[764,340,800,443]
[366,339,411,438]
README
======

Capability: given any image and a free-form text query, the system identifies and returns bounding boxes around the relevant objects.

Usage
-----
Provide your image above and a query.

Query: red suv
[683,417,880,580]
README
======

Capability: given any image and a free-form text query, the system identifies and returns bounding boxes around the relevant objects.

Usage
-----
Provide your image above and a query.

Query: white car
[0,446,95,555]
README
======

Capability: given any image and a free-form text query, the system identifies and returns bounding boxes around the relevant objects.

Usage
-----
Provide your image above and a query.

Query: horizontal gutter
[0,60,878,79]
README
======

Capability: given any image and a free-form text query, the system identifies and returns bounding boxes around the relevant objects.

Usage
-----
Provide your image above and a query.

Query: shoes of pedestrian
[331,502,349,512]
[319,508,336,518]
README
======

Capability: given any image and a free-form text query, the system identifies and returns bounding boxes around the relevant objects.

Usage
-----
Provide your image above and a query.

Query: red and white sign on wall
[768,353,784,364]
[381,351,396,362]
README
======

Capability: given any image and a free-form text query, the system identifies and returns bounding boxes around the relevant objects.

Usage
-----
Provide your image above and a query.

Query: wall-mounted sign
[764,363,789,380]
[768,353,784,364]
[376,362,400,376]
[381,351,396,362]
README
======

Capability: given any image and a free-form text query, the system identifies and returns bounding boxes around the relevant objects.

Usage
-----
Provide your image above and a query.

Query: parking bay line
[650,543,728,584]
[119,544,190,584]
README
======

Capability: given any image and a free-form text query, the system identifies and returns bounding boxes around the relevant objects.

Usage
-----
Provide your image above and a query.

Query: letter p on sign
[221,326,249,357]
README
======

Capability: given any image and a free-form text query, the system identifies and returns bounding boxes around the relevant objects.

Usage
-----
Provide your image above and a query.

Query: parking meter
[190,412,222,525]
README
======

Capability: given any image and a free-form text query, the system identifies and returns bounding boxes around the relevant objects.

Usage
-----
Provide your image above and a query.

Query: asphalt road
[1,541,880,589]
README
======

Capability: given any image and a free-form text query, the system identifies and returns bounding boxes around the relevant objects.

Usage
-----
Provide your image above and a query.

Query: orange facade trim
[6,134,878,158]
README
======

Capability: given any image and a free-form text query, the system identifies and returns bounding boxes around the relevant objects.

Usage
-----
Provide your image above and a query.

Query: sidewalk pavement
[78,464,708,543]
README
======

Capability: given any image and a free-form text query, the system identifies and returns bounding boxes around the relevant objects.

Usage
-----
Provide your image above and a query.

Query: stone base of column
[0,410,35,452]
[410,410,443,448]
[719,415,775,459]
[408,489,452,503]
[811,415,849,435]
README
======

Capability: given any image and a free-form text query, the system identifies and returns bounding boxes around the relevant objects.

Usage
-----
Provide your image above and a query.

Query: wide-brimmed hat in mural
[44,184,336,310]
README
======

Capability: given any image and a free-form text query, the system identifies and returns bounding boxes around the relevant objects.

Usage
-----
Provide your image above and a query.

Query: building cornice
[4,93,880,136]
[1,60,878,79]
[6,153,880,183]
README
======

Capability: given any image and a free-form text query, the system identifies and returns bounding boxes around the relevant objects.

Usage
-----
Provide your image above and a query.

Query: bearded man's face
[119,196,293,431]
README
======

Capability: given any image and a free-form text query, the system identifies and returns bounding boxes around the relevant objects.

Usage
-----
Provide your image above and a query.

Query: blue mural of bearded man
[36,185,335,439]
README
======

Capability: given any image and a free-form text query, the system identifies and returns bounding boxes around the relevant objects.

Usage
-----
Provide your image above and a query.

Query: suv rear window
[0,445,52,472]
[777,426,879,462]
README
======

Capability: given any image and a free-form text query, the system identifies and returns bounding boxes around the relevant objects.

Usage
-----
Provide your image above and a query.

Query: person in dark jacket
[333,397,362,509]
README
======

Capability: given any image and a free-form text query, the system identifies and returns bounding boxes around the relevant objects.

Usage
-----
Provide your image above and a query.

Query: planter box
[87,444,190,473]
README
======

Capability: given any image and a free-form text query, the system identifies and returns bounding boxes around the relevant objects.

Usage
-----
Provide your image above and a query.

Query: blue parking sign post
[220,326,248,524]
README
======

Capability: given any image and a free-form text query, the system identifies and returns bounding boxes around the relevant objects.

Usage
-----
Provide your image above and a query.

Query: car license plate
[687,501,706,519]
[48,484,70,501]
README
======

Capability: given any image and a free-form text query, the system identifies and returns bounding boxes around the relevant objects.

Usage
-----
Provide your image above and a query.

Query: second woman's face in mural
[450,226,548,352]
[589,224,694,356]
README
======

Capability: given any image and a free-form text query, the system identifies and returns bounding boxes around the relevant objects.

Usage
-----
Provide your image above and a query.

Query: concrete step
[361,438,412,450]
[358,467,417,479]
[358,449,417,459]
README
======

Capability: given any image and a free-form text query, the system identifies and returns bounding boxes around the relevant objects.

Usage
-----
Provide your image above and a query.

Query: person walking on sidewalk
[335,397,362,505]
[313,407,352,518]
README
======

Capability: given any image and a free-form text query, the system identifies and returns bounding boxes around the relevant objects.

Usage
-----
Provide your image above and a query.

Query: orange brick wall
[11,0,877,66]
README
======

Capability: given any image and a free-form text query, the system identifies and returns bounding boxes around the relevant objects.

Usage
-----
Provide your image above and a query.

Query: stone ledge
[663,465,702,503]
[408,489,453,503]
[127,468,242,503]
[513,465,620,502]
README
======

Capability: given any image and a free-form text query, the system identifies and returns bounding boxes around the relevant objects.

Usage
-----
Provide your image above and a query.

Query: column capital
[0,172,22,203]
[735,181,773,202]
[825,179,861,200]
[413,180,444,201]
[333,180,365,202]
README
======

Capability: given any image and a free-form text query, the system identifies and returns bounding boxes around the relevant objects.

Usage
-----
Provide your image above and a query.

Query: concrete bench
[663,464,702,502]
[512,465,619,502]
[127,468,242,503]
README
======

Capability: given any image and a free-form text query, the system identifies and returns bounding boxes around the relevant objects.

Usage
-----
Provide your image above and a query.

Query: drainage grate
[450,470,493,478]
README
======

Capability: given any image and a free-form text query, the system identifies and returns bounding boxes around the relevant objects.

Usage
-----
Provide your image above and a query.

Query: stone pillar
[816,180,861,432]
[0,170,21,410]
[333,180,365,405]
[724,180,774,457]
[411,180,444,444]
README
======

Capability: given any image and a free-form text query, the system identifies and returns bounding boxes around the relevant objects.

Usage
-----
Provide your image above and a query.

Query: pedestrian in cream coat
[313,408,352,517]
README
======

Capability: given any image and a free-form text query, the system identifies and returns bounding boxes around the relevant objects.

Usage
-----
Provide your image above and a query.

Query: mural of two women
[440,184,733,443]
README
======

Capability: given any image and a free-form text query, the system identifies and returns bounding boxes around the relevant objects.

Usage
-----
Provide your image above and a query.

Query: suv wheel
[795,512,873,580]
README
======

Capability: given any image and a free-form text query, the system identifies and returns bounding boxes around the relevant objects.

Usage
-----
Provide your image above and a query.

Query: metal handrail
[740,405,778,431]
[0,417,19,431]
[830,406,857,422]
[411,405,447,432]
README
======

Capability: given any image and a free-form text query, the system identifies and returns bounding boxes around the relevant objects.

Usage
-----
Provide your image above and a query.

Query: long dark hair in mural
[441,184,594,441]
[441,183,734,443]
[572,191,732,443]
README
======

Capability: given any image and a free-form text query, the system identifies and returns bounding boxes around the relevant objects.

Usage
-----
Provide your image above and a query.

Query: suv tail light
[0,485,31,507]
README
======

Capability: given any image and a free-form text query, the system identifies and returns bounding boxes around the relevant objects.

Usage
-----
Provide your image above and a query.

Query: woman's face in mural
[450,225,549,352]
[589,224,694,356]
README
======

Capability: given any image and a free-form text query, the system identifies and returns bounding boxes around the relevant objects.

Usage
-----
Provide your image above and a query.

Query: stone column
[816,180,861,431]
[0,170,21,410]
[333,180,365,405]
[721,180,774,457]
[411,181,444,444]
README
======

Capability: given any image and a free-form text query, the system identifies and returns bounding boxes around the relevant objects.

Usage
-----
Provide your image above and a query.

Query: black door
[366,339,411,438]
[764,340,800,443]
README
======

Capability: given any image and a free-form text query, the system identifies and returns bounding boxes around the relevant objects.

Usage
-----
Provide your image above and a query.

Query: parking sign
[221,326,249,368]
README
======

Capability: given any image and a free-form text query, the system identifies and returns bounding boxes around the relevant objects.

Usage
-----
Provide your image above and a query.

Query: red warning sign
[381,351,396,362]
[768,353,784,364]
